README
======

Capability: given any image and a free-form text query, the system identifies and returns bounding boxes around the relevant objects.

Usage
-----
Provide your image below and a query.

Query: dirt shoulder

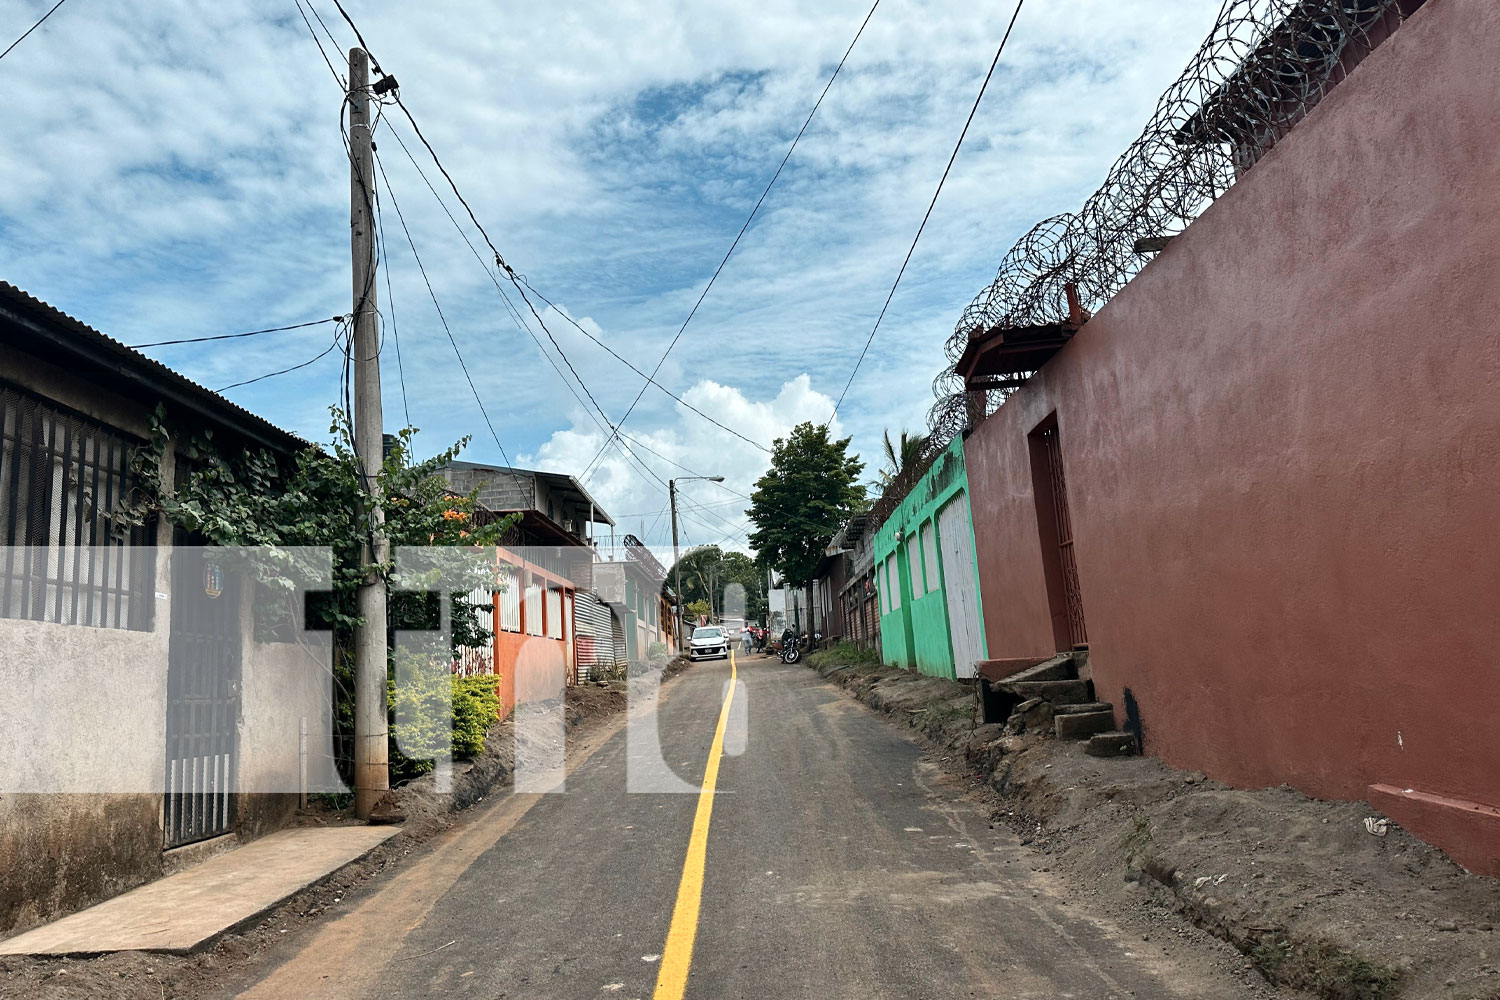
[808,655,1500,1000]
[0,658,690,1000]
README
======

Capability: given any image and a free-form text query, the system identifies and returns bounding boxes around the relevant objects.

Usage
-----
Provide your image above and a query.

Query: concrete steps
[1085,730,1141,758]
[980,651,1139,756]
[1054,708,1117,739]
[1007,679,1092,706]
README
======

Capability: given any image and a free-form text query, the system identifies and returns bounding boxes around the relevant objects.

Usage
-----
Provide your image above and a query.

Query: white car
[689,626,730,661]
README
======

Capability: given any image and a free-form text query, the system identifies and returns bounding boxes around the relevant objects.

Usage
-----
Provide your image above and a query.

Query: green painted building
[873,435,987,679]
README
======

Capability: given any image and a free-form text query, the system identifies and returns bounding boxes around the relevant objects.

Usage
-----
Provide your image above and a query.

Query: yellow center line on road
[652,649,738,1000]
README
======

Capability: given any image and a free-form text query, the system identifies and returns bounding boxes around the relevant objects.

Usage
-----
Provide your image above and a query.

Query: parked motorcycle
[779,629,822,664]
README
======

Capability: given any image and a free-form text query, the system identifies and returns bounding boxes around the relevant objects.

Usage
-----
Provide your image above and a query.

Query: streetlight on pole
[670,475,724,643]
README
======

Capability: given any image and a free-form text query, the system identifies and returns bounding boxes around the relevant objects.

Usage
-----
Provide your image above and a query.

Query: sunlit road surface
[224,655,1269,1000]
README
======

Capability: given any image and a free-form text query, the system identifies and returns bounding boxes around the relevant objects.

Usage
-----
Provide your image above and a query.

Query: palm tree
[878,428,929,488]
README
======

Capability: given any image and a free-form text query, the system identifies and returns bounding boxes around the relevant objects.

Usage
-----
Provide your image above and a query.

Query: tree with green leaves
[665,544,768,623]
[746,421,865,632]
[878,427,929,488]
[119,407,517,785]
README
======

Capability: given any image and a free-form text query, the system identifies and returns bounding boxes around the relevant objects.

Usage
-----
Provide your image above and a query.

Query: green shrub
[388,649,501,780]
[451,675,501,758]
[647,640,669,661]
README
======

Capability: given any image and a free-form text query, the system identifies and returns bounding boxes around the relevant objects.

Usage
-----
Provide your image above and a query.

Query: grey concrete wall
[238,633,342,796]
[0,616,168,794]
[0,364,337,935]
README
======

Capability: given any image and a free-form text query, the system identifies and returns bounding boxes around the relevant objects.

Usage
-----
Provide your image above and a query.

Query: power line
[0,0,70,64]
[373,168,411,427]
[128,316,343,349]
[375,119,729,516]
[580,0,884,479]
[216,323,348,392]
[373,148,515,470]
[319,8,777,488]
[291,0,344,86]
[375,121,670,506]
[329,0,377,65]
[826,0,1028,424]
[323,6,781,530]
[303,0,351,70]
[513,276,770,453]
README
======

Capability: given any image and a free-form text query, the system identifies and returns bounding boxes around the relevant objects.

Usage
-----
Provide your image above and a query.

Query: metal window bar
[0,380,155,629]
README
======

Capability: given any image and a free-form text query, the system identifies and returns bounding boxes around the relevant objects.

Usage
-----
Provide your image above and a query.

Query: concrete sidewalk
[0,826,399,957]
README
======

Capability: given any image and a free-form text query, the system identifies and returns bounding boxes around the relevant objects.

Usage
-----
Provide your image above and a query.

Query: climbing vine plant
[119,406,518,784]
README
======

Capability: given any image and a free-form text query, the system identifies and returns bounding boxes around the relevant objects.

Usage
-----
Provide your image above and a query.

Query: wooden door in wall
[937,495,984,679]
[164,540,241,848]
[1029,420,1088,650]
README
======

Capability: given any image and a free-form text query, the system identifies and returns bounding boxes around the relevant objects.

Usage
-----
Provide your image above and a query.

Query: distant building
[435,461,623,700]
[870,436,985,679]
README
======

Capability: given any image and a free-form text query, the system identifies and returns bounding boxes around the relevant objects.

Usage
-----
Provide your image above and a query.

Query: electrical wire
[376,120,714,512]
[322,3,821,543]
[128,316,343,349]
[0,0,70,65]
[826,0,1028,424]
[373,148,515,470]
[514,276,769,454]
[292,0,344,86]
[337,67,385,468]
[216,323,348,392]
[303,0,351,72]
[373,168,411,427]
[580,0,885,479]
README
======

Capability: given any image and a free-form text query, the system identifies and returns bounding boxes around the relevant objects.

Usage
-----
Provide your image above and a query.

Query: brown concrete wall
[0,794,165,937]
[963,0,1500,873]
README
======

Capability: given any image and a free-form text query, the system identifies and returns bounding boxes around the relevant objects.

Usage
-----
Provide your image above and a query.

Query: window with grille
[498,565,521,632]
[524,578,543,637]
[0,381,156,630]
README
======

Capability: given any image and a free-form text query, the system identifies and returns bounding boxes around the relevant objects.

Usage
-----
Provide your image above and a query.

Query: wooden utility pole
[669,479,681,643]
[349,47,389,820]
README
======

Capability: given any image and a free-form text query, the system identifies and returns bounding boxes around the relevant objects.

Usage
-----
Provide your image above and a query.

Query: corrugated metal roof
[0,281,309,452]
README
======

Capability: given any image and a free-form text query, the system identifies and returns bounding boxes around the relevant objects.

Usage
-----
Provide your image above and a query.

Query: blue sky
[0,0,1218,559]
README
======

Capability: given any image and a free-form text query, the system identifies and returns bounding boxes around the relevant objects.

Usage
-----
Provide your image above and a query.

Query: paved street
[211,656,1267,1000]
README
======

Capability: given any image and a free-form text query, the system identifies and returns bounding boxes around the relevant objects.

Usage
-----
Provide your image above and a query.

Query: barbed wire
[924,0,1412,450]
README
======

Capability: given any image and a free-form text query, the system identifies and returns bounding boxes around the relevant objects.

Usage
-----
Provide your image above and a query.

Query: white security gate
[937,493,985,679]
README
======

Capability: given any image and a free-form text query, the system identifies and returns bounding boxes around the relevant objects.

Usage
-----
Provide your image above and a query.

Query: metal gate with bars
[1039,426,1088,649]
[163,543,241,848]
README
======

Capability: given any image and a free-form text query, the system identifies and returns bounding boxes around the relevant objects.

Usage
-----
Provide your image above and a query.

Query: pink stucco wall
[962,0,1500,874]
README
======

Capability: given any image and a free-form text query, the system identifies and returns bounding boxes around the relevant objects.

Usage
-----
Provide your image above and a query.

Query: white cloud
[522,373,838,563]
[0,0,1221,553]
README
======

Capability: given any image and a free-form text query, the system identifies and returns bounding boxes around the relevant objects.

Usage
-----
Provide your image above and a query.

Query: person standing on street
[743,627,753,655]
